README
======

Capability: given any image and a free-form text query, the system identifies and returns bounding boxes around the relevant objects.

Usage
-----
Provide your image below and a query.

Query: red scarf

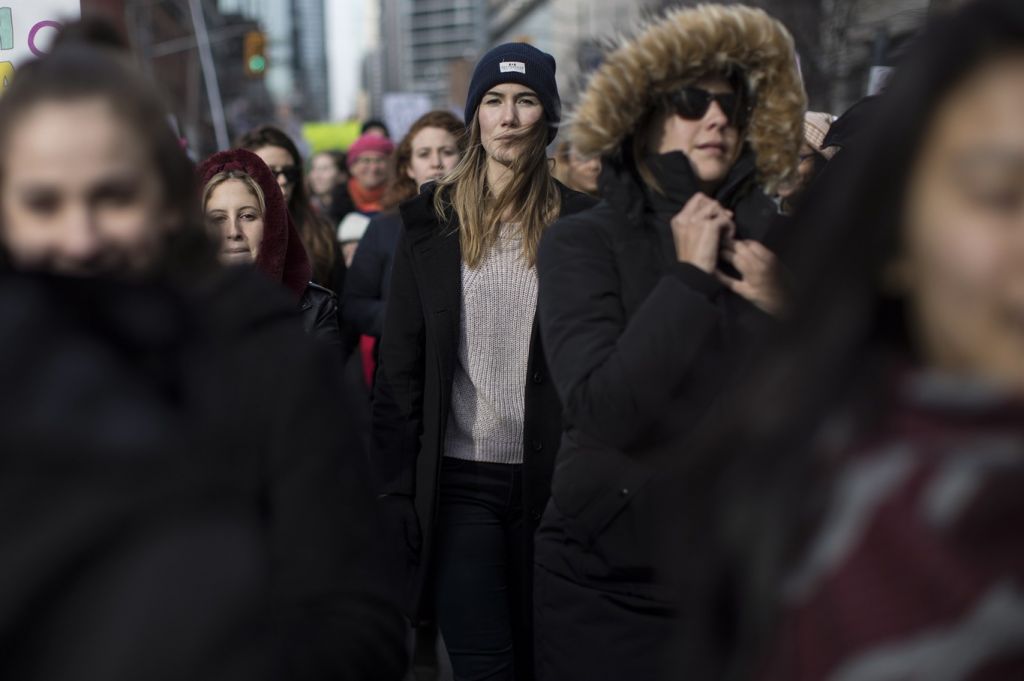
[347,177,385,214]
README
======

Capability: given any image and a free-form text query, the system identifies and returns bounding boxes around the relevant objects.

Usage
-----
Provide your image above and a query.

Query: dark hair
[671,1,1024,678]
[236,125,338,287]
[0,18,214,277]
[360,119,391,138]
[51,15,131,52]
[779,150,830,215]
[381,111,466,210]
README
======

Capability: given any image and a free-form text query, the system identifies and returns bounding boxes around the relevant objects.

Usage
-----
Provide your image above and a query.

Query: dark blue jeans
[434,457,527,681]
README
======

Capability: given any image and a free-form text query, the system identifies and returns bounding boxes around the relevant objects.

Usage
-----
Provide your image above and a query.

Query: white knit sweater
[444,224,536,465]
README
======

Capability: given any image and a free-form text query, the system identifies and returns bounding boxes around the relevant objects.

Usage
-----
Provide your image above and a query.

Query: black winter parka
[535,151,778,603]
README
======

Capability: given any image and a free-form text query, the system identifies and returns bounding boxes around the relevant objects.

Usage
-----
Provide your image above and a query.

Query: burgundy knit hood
[198,148,311,300]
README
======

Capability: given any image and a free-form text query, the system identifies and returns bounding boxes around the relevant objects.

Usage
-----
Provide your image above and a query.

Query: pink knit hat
[347,133,395,168]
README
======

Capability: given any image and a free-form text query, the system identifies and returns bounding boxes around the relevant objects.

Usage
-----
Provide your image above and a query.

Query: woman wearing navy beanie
[371,43,594,680]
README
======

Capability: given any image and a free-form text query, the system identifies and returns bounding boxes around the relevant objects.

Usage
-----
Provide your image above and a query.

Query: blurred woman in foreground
[673,0,1024,678]
[0,20,405,680]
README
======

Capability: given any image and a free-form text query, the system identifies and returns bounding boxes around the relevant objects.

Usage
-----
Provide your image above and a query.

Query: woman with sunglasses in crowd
[238,126,345,296]
[531,6,805,680]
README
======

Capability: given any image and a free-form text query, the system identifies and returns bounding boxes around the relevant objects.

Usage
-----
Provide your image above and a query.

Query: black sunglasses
[667,86,751,128]
[269,165,302,184]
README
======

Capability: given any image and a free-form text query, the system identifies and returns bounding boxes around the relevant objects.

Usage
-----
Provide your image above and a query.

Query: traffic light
[243,30,267,78]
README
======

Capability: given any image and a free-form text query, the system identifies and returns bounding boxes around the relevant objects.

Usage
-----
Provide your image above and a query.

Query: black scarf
[641,149,759,269]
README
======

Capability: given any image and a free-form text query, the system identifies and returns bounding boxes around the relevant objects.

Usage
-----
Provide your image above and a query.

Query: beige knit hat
[804,111,837,160]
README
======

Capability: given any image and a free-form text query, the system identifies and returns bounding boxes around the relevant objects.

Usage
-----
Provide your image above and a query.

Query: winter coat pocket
[550,443,655,548]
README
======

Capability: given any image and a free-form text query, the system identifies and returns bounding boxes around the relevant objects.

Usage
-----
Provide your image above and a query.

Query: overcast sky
[326,0,366,120]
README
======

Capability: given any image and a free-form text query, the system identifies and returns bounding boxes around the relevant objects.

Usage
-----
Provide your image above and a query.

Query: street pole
[188,0,230,151]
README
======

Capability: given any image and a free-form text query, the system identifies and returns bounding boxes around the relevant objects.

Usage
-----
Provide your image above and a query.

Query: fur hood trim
[571,4,806,192]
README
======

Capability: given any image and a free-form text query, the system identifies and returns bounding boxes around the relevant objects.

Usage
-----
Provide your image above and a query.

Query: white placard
[1,0,82,90]
[382,92,435,142]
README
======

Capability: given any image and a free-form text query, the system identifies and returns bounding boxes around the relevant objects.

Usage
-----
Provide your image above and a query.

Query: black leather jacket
[300,282,342,348]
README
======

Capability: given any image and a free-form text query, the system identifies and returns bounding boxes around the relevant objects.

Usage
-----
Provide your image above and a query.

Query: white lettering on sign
[499,61,526,74]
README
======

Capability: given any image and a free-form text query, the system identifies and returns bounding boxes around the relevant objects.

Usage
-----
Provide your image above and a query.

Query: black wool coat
[371,181,596,619]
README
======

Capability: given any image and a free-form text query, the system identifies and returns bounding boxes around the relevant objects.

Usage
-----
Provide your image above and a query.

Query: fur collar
[571,4,806,193]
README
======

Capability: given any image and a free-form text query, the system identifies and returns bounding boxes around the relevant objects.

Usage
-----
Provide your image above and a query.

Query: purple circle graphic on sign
[29,21,63,58]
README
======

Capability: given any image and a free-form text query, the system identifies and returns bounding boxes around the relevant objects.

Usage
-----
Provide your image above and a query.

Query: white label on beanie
[499,61,526,74]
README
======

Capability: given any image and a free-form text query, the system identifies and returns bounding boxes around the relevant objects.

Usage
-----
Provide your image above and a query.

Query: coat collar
[599,145,760,232]
[396,184,460,320]
[395,179,593,316]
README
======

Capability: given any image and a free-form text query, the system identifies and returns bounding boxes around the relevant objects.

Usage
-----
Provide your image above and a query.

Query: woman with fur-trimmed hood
[533,5,805,679]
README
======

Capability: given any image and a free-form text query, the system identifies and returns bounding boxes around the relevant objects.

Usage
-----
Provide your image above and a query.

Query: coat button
[532,371,543,384]
[620,488,629,497]
[531,510,543,522]
[531,440,543,452]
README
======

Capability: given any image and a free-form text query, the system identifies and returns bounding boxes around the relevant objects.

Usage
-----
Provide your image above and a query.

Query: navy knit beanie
[464,43,560,143]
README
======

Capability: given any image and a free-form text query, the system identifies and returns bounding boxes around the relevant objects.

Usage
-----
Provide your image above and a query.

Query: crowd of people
[0,0,1021,680]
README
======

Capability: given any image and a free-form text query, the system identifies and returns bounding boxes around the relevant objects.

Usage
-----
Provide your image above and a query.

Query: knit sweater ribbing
[444,225,535,464]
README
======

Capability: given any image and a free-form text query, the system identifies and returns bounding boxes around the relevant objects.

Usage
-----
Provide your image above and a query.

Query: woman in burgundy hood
[198,148,341,347]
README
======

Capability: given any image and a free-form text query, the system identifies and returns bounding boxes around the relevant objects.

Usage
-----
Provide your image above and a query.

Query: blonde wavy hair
[202,170,266,217]
[432,114,559,268]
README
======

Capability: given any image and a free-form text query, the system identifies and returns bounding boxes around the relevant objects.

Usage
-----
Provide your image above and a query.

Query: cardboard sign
[1,1,81,91]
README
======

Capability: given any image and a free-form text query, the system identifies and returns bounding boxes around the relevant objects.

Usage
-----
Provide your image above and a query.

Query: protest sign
[1,1,81,90]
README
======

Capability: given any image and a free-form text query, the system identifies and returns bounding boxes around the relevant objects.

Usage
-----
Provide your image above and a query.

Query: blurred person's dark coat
[531,6,805,680]
[820,95,881,155]
[338,210,402,449]
[663,1,1024,679]
[0,270,407,681]
[342,210,402,339]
